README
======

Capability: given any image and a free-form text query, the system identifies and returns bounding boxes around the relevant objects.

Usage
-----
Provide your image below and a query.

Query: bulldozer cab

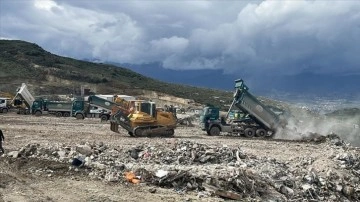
[135,101,157,118]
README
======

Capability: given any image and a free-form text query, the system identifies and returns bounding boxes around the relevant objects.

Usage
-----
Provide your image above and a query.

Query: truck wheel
[256,129,266,137]
[2,108,8,113]
[63,112,70,117]
[75,113,84,119]
[56,112,62,117]
[244,128,255,138]
[100,115,108,122]
[209,126,220,136]
[35,111,42,116]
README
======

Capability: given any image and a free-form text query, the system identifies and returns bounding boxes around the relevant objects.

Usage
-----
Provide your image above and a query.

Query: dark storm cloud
[1,0,359,77]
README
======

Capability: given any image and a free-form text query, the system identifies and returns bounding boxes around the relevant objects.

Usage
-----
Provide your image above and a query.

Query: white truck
[0,97,10,113]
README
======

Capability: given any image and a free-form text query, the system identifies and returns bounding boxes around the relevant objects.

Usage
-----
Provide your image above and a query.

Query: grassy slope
[0,40,233,109]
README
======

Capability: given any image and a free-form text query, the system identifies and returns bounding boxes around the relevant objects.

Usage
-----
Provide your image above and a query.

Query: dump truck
[32,98,73,117]
[31,96,110,120]
[200,79,287,137]
[74,95,112,121]
[109,96,177,137]
[11,83,35,114]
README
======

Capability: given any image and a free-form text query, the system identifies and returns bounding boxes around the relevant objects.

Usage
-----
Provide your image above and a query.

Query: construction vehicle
[11,83,35,114]
[74,95,112,121]
[31,96,110,119]
[109,96,177,137]
[32,98,73,117]
[200,79,287,137]
[0,97,11,113]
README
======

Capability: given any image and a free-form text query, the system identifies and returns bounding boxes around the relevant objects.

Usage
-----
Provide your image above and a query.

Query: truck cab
[200,106,221,133]
[0,98,10,113]
[31,99,46,115]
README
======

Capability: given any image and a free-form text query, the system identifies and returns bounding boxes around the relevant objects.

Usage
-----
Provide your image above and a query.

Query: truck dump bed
[233,79,282,131]
[88,95,117,110]
[46,101,72,112]
[14,83,35,108]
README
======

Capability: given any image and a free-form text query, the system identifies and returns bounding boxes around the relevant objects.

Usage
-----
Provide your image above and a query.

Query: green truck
[200,79,287,138]
[31,98,75,117]
[32,97,111,121]
[72,96,111,121]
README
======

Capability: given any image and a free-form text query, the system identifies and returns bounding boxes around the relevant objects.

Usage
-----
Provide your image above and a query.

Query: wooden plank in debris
[214,189,242,200]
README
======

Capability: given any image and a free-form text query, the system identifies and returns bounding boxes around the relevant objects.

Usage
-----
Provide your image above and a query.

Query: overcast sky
[1,0,360,78]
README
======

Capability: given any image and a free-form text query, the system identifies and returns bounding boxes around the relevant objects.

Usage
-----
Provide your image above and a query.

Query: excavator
[87,95,177,137]
[109,96,177,137]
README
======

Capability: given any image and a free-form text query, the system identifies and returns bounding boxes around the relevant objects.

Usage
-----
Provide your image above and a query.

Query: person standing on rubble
[0,129,4,154]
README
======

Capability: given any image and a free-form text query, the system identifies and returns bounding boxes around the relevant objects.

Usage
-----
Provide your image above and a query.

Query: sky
[1,0,360,80]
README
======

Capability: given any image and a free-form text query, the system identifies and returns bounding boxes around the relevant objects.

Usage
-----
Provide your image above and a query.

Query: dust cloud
[275,109,360,146]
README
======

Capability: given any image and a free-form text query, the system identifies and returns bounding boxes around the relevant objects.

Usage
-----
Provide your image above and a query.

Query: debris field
[0,114,359,202]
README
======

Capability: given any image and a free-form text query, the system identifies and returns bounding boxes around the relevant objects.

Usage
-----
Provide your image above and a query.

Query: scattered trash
[5,138,360,201]
[155,169,168,178]
[71,157,85,167]
[124,171,140,184]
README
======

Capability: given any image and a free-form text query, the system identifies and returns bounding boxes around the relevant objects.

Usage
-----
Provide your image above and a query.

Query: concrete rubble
[4,134,360,201]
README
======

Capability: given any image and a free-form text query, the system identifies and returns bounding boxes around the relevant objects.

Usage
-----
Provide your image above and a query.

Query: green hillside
[0,40,233,108]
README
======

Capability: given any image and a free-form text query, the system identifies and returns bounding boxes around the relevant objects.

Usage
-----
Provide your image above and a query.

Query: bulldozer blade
[110,122,119,133]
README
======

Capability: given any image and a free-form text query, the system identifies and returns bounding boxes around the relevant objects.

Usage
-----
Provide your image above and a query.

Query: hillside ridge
[0,39,233,109]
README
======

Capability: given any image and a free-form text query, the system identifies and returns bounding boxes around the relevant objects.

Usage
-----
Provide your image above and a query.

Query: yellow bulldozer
[87,95,177,137]
[109,96,177,137]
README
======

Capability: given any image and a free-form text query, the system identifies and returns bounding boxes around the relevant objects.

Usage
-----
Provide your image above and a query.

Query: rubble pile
[125,140,247,165]
[4,137,360,201]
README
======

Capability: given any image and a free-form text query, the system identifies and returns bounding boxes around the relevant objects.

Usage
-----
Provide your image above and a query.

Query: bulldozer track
[133,126,175,138]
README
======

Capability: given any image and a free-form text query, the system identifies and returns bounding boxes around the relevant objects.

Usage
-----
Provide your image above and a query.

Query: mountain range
[116,63,360,103]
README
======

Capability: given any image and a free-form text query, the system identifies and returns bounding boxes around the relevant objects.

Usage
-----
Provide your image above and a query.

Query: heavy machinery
[0,97,11,113]
[32,98,73,117]
[32,96,111,119]
[200,79,287,137]
[74,95,113,121]
[109,96,177,137]
[11,83,35,114]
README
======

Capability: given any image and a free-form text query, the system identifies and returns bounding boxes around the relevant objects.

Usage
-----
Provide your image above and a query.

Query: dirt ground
[0,113,358,201]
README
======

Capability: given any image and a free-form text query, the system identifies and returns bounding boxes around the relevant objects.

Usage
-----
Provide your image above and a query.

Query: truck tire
[2,108,8,113]
[56,112,62,117]
[35,111,42,116]
[63,112,70,117]
[76,113,84,120]
[209,126,220,136]
[256,129,266,137]
[100,115,108,122]
[244,128,255,138]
